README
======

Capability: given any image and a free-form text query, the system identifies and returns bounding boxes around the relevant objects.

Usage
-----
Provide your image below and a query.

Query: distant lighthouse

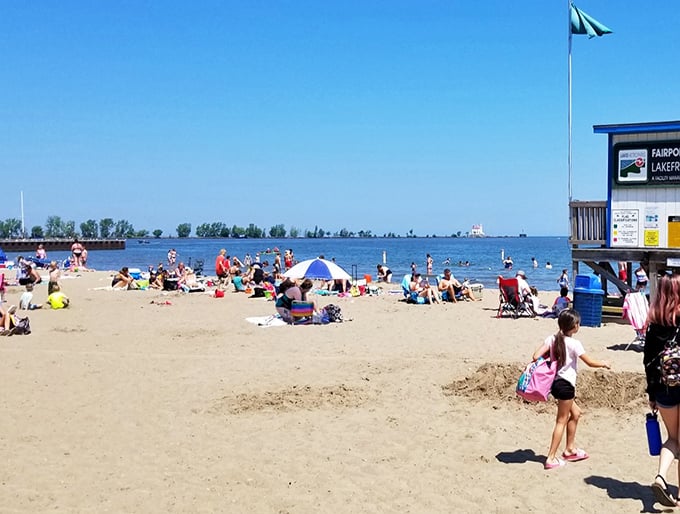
[470,224,485,237]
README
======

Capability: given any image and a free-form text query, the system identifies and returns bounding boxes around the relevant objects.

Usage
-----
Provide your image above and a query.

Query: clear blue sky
[2,1,679,237]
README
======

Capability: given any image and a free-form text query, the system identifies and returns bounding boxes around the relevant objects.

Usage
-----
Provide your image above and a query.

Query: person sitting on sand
[174,262,188,286]
[149,268,167,290]
[275,279,302,322]
[16,257,42,286]
[20,283,42,310]
[232,269,247,292]
[47,284,70,309]
[276,278,317,321]
[553,287,572,314]
[439,268,479,302]
[0,304,17,334]
[410,273,440,304]
[111,267,139,290]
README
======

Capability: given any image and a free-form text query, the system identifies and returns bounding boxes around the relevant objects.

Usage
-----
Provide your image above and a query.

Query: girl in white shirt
[531,309,610,470]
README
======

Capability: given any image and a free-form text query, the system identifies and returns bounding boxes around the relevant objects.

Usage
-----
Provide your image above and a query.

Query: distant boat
[138,239,150,244]
[519,233,527,238]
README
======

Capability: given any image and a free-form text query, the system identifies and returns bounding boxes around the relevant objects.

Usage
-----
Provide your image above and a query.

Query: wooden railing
[569,201,606,247]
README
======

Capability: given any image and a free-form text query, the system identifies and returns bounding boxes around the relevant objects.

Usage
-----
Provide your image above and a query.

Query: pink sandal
[562,448,589,462]
[544,458,566,470]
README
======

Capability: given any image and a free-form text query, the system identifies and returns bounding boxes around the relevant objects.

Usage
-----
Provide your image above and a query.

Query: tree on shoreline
[1,217,468,239]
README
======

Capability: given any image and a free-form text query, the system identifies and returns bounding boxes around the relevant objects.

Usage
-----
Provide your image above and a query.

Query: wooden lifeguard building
[570,120,680,299]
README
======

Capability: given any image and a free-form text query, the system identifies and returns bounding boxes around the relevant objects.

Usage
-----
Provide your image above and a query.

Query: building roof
[593,120,680,135]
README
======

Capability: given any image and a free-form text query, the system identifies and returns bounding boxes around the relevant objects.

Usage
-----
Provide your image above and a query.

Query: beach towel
[245,315,287,327]
[623,291,649,331]
[623,291,649,349]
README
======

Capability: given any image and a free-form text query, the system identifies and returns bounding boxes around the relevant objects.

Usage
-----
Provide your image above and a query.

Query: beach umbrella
[283,258,351,281]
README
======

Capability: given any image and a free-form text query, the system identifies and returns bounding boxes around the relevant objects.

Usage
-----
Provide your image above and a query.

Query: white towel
[623,292,649,330]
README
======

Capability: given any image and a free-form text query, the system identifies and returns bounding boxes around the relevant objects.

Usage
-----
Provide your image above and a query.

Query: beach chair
[497,276,534,319]
[401,274,413,300]
[291,300,314,324]
[622,291,649,350]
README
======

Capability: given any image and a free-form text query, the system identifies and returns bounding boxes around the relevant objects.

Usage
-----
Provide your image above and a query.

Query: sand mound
[443,362,647,412]
[210,384,372,414]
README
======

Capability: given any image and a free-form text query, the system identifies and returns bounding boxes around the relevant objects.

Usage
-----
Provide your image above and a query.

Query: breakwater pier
[0,239,126,253]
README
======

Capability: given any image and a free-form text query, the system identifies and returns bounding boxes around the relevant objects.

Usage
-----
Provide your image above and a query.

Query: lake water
[3,236,573,291]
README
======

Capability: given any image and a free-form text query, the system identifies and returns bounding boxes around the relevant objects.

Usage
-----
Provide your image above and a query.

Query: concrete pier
[0,239,126,253]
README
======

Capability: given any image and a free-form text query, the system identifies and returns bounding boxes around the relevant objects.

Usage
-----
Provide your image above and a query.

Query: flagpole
[20,190,25,238]
[567,0,573,243]
[568,0,573,205]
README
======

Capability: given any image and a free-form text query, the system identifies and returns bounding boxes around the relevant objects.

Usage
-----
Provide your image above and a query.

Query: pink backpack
[516,346,557,402]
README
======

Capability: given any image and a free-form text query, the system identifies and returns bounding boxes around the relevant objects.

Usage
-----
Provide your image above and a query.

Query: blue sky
[2,1,679,237]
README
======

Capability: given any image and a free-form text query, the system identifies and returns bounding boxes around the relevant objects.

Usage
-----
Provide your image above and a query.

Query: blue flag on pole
[570,3,612,38]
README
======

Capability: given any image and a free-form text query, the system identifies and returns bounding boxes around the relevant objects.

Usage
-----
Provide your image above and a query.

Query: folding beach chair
[497,276,535,319]
[291,300,314,324]
[622,291,649,350]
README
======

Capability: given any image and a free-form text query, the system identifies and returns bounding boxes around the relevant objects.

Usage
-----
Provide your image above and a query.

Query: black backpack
[12,315,31,335]
[324,304,343,322]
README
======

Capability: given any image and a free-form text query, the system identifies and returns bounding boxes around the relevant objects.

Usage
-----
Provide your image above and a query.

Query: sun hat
[516,270,526,278]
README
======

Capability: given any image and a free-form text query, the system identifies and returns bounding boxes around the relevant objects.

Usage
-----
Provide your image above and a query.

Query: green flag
[570,3,612,38]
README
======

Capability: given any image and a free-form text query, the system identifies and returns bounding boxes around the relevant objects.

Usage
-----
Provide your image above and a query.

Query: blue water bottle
[647,411,662,456]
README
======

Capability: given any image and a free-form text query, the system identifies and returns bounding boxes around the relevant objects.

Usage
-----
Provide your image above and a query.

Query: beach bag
[660,329,680,386]
[324,304,343,322]
[516,350,556,402]
[12,315,31,335]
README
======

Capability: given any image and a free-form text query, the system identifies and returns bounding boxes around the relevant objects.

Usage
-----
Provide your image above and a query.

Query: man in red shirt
[215,249,229,284]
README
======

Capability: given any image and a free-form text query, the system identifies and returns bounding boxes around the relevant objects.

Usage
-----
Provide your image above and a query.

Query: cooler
[573,274,604,327]
[469,283,484,299]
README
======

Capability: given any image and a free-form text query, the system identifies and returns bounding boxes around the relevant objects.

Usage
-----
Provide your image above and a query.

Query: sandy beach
[0,270,661,513]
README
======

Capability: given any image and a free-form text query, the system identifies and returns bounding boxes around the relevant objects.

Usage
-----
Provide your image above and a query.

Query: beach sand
[0,271,659,512]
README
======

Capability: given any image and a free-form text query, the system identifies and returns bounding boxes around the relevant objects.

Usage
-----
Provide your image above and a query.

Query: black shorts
[655,386,680,408]
[551,378,575,400]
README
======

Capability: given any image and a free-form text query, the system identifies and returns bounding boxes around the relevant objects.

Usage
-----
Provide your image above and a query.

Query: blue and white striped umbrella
[283,258,351,281]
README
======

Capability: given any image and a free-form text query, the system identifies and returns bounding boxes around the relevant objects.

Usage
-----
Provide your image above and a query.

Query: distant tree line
[0,217,468,239]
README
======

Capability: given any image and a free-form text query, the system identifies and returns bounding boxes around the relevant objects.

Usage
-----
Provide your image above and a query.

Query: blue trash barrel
[573,274,604,327]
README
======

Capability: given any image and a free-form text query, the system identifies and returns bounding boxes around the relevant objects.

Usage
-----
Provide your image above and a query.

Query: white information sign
[612,209,639,247]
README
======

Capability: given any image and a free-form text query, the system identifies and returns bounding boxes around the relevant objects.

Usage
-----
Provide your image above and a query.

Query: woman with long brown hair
[644,273,680,506]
